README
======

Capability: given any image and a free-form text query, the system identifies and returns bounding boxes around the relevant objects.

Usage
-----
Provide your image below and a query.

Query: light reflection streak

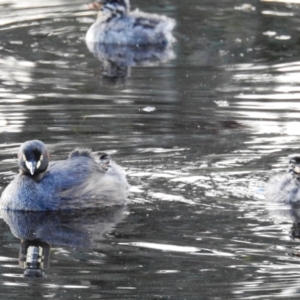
[149,192,197,205]
[3,282,29,287]
[236,93,300,100]
[42,283,90,289]
[119,242,235,257]
[261,10,294,16]
[0,3,87,27]
[0,256,17,261]
[262,0,300,2]
[2,274,24,278]
[0,112,27,133]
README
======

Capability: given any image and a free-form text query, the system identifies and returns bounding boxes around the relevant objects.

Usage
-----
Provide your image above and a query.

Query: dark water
[0,0,300,298]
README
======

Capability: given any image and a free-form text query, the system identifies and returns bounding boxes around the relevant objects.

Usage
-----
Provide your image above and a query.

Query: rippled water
[1,0,300,298]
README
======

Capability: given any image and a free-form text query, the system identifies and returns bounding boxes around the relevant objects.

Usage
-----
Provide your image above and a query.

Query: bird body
[266,157,300,205]
[266,173,300,205]
[86,0,176,46]
[0,141,128,211]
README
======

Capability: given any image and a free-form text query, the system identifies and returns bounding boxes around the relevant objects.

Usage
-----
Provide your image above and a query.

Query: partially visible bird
[266,156,300,205]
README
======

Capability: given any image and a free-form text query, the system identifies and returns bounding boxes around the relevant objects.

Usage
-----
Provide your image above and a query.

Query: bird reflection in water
[265,203,300,259]
[288,220,300,259]
[1,206,126,277]
[86,42,175,82]
[85,0,176,81]
[19,240,50,278]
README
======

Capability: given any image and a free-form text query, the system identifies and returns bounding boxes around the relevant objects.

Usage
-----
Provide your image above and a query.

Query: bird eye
[40,155,43,161]
[23,154,27,162]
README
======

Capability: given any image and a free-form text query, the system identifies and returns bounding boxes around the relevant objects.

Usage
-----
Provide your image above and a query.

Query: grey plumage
[86,0,176,46]
[266,173,300,205]
[0,140,128,211]
[266,157,300,205]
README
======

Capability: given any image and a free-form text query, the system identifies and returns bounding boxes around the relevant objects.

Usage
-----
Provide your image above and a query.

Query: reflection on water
[1,207,126,277]
[19,240,50,278]
[1,0,300,298]
[86,42,175,81]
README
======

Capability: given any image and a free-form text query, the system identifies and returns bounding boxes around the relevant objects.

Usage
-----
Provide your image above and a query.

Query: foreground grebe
[0,140,128,211]
[86,0,176,46]
[266,157,300,205]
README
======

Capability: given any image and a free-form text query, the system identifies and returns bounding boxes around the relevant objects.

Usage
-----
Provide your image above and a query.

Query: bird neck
[20,169,47,182]
[292,173,300,182]
[100,5,127,20]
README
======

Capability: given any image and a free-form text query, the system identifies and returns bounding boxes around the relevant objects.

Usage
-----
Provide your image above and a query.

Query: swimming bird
[86,0,176,46]
[266,156,300,205]
[0,140,128,211]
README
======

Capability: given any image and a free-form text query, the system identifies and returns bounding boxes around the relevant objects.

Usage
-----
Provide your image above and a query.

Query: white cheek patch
[36,155,43,169]
[25,161,31,170]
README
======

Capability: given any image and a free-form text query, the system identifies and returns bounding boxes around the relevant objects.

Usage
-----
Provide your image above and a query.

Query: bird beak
[87,1,102,10]
[25,161,36,175]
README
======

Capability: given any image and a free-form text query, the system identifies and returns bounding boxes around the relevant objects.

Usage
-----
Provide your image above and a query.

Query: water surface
[0,0,300,299]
